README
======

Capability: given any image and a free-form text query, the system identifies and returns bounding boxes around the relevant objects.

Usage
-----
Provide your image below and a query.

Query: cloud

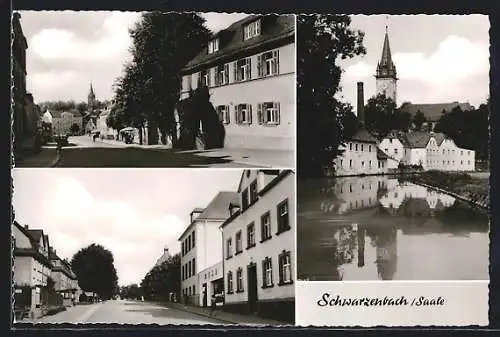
[201,12,249,33]
[30,12,138,62]
[342,35,489,106]
[33,175,185,286]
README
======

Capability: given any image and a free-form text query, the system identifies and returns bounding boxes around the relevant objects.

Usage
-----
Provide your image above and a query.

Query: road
[22,300,226,325]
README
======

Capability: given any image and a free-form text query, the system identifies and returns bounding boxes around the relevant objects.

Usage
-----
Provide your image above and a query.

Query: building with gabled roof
[220,169,295,323]
[179,191,239,307]
[49,247,79,306]
[176,14,295,151]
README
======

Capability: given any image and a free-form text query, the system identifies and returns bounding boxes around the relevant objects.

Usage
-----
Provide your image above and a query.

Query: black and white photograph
[297,14,490,281]
[11,169,295,325]
[12,11,295,168]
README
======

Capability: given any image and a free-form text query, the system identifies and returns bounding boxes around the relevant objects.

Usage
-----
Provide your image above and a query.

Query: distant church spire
[376,18,397,79]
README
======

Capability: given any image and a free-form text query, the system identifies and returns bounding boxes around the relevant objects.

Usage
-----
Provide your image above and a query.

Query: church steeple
[375,25,397,79]
[88,82,96,111]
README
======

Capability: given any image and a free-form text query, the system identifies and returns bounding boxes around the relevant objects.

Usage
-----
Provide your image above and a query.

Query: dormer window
[208,38,219,54]
[244,19,261,40]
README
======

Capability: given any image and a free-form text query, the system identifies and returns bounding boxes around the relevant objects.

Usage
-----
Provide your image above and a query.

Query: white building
[96,109,117,140]
[178,192,238,307]
[379,131,476,171]
[220,170,295,323]
[154,246,172,267]
[12,222,53,318]
[177,14,295,150]
[333,82,391,176]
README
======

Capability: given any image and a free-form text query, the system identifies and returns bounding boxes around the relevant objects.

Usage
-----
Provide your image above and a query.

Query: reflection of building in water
[334,176,389,214]
[364,226,398,280]
[379,180,456,213]
[357,225,365,267]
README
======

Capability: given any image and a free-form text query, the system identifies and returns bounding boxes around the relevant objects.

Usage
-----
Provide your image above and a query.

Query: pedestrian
[210,294,216,314]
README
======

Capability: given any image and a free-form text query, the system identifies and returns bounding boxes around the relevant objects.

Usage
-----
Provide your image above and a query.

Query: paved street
[19,300,226,325]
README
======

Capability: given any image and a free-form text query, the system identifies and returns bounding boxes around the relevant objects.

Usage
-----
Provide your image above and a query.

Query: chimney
[357,82,365,128]
[24,224,28,230]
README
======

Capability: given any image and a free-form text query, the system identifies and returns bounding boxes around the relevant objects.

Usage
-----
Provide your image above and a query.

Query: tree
[141,253,180,301]
[70,123,80,135]
[297,14,366,177]
[364,94,399,138]
[71,244,119,300]
[412,110,427,131]
[114,12,210,145]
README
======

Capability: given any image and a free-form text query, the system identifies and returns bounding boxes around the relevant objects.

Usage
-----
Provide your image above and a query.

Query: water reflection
[298,176,489,281]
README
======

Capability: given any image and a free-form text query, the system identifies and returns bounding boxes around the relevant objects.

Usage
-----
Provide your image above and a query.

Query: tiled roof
[181,14,295,73]
[377,148,389,160]
[400,102,474,122]
[197,191,239,221]
[395,131,447,149]
[351,129,378,144]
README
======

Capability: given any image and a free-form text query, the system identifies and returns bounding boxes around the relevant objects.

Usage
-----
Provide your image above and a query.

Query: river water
[297,176,489,281]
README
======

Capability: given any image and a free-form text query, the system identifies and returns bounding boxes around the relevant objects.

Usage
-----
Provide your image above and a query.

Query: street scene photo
[12,11,295,168]
[297,15,490,281]
[12,169,295,325]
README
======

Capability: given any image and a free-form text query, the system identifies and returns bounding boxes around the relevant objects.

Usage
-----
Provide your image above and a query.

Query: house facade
[220,170,295,323]
[49,248,79,307]
[178,14,295,150]
[52,111,83,135]
[178,192,238,307]
[12,222,53,318]
[380,131,476,171]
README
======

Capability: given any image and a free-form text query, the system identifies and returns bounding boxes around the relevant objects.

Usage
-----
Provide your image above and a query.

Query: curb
[159,303,235,324]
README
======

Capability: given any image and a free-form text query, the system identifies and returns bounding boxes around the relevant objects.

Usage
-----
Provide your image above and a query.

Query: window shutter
[275,102,281,125]
[246,57,252,80]
[233,61,238,82]
[273,50,280,74]
[248,104,253,124]
[257,54,263,77]
[224,64,229,84]
[257,103,263,125]
[214,67,219,86]
[225,105,230,124]
[278,253,284,283]
[235,105,240,124]
[262,260,266,286]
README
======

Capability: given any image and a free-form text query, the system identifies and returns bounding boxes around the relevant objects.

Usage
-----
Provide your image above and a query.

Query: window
[277,199,290,234]
[258,50,279,77]
[244,19,261,40]
[261,211,272,242]
[216,105,230,124]
[227,271,234,294]
[349,160,352,168]
[247,222,255,248]
[235,231,242,254]
[215,64,229,86]
[258,102,280,125]
[262,257,273,287]
[234,58,251,82]
[181,241,185,256]
[208,38,219,54]
[226,238,233,259]
[355,144,358,151]
[349,143,352,151]
[369,145,372,152]
[241,188,249,210]
[236,104,252,124]
[394,148,398,154]
[192,258,196,275]
[236,268,244,292]
[250,180,258,203]
[198,69,210,87]
[385,148,388,153]
[361,144,364,151]
[192,231,195,248]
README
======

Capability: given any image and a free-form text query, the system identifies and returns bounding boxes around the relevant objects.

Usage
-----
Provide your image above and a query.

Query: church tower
[87,82,96,112]
[375,25,398,104]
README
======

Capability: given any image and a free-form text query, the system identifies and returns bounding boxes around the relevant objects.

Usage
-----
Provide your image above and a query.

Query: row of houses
[178,169,295,323]
[333,82,476,176]
[12,222,82,319]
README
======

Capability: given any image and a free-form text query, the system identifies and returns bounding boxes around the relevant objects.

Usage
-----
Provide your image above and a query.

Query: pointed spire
[89,81,94,95]
[375,18,397,79]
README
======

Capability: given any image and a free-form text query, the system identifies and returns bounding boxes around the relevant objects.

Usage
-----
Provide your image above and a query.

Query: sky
[12,169,242,286]
[17,11,249,104]
[339,15,490,110]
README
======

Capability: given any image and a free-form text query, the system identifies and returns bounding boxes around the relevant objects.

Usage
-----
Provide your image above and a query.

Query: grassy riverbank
[405,170,490,209]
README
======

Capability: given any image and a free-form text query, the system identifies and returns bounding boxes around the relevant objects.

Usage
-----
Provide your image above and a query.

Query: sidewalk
[158,301,291,326]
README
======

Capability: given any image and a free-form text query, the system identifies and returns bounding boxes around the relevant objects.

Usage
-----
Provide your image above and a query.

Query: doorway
[247,262,258,313]
[202,283,207,307]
